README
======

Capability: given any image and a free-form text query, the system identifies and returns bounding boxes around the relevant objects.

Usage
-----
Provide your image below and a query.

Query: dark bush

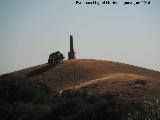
[0,74,58,120]
[128,97,160,120]
[47,90,130,120]
[0,74,58,104]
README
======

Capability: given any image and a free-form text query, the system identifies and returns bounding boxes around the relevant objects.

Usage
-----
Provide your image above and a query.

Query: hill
[12,59,160,101]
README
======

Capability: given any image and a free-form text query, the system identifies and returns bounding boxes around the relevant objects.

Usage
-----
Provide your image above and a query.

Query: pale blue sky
[0,0,160,74]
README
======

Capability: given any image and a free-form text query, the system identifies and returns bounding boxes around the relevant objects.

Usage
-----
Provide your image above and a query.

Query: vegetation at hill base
[0,74,160,120]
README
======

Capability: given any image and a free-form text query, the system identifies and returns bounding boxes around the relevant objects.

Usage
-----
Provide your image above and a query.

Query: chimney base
[68,52,75,60]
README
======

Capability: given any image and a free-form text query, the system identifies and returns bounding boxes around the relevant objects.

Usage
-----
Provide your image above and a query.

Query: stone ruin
[48,35,76,64]
[48,51,65,64]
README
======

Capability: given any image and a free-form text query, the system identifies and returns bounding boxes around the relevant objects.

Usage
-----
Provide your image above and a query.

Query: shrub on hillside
[47,90,130,120]
[0,74,58,104]
[128,97,160,120]
[0,74,58,120]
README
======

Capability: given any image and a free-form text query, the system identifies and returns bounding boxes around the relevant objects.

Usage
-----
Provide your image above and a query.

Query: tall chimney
[68,35,76,60]
[70,35,74,52]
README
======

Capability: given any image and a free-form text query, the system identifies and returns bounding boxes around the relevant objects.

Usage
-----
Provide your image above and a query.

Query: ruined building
[68,35,76,60]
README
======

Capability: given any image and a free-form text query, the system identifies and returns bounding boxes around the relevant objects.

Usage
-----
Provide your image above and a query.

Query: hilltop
[12,59,160,101]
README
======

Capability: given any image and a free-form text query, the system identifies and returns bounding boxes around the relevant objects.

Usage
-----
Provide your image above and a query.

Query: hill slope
[12,59,160,101]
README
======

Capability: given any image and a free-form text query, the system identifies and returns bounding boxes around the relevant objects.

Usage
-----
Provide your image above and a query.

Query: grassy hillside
[12,59,160,101]
[0,72,160,120]
[1,59,160,120]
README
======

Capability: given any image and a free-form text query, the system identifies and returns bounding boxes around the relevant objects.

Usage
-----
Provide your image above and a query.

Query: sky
[0,0,160,74]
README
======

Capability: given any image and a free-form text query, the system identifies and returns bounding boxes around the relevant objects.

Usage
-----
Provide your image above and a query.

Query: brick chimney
[68,35,76,60]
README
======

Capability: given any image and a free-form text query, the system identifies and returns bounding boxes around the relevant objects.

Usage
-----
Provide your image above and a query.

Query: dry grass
[12,59,160,101]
